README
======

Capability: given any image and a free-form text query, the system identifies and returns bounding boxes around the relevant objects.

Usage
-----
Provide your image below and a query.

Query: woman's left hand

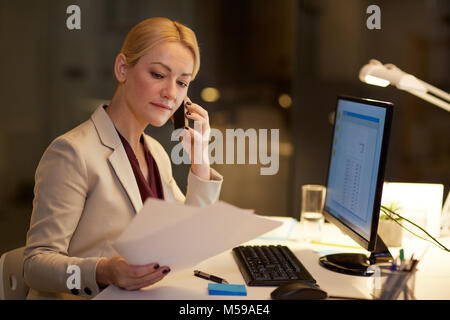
[182,98,211,180]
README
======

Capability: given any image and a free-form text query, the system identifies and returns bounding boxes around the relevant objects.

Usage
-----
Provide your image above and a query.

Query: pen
[407,259,419,272]
[194,270,229,284]
[407,253,415,270]
[308,240,361,249]
[391,254,401,271]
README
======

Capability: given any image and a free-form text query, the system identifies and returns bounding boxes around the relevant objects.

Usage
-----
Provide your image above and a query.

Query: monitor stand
[318,235,393,276]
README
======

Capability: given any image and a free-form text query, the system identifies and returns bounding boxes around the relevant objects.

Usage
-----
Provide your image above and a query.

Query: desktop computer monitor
[319,95,394,276]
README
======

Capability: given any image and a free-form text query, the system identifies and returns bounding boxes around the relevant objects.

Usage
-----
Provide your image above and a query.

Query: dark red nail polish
[184,126,189,130]
[186,101,192,106]
[162,268,171,274]
[186,110,191,115]
[154,264,160,270]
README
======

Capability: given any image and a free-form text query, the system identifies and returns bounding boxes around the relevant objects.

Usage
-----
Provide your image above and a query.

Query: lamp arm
[406,89,450,112]
[418,79,450,103]
[399,77,450,112]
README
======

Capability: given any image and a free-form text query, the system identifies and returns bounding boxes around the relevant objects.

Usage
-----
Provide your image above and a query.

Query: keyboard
[232,245,317,286]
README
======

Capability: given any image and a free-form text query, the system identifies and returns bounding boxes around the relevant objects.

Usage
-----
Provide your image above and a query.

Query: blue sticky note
[208,283,247,296]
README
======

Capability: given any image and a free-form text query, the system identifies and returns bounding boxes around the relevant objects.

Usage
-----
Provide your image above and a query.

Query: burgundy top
[117,130,165,202]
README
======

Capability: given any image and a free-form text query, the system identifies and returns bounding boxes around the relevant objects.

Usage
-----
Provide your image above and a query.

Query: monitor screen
[324,96,392,250]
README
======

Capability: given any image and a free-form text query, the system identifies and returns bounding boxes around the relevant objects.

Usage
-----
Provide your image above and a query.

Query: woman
[24,17,223,300]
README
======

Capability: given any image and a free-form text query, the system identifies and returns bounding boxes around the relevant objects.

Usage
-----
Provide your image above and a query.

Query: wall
[0,0,448,254]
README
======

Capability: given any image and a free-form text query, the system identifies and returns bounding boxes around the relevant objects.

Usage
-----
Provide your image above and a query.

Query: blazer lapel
[91,105,143,214]
[108,148,143,213]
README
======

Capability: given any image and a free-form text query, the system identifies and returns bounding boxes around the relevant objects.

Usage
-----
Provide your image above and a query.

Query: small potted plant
[378,202,404,247]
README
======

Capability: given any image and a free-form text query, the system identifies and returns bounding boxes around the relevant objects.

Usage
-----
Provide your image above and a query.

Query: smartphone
[173,100,187,130]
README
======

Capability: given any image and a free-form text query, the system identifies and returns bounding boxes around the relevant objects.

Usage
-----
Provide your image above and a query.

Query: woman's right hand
[96,256,170,290]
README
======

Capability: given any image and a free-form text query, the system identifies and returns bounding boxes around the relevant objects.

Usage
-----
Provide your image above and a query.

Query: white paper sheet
[381,182,444,237]
[257,216,297,240]
[112,199,282,272]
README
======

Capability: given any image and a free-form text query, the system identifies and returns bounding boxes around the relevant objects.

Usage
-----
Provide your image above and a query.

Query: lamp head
[359,59,404,87]
[359,59,427,92]
[359,59,388,87]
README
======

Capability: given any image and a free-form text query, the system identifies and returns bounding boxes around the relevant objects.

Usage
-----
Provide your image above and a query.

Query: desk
[95,222,450,300]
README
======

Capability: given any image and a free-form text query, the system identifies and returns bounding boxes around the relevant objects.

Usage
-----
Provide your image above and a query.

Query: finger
[185,112,206,124]
[185,113,210,134]
[185,125,207,144]
[125,267,171,291]
[130,261,160,269]
[186,101,208,120]
[140,267,170,283]
[127,262,161,279]
[139,269,170,288]
[122,274,162,290]
[120,269,163,290]
[126,273,166,291]
[181,127,193,153]
[126,276,165,291]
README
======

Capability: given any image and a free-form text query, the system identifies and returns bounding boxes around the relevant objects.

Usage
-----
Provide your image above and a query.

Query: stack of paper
[257,216,297,240]
[113,199,282,272]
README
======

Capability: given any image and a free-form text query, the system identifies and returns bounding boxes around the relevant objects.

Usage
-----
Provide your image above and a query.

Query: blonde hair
[120,17,200,79]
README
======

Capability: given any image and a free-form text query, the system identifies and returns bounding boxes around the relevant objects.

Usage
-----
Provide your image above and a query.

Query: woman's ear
[114,53,128,83]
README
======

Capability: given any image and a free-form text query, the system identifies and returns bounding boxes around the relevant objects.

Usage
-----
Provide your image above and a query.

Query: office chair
[0,247,29,300]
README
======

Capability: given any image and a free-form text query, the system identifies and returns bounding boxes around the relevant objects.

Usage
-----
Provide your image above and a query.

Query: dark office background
[0,0,449,254]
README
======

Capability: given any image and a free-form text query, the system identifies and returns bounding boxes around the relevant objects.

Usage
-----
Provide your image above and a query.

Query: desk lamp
[359,59,450,112]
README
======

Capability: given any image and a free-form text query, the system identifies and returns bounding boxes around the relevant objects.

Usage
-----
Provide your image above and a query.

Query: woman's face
[122,41,194,127]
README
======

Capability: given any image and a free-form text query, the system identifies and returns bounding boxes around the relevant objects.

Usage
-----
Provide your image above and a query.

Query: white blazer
[24,105,223,300]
